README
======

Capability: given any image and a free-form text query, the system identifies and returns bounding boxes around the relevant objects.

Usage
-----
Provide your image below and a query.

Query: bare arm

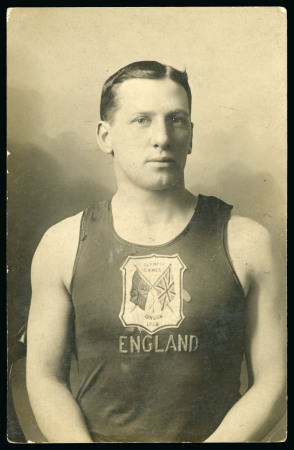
[26,216,93,443]
[204,218,286,442]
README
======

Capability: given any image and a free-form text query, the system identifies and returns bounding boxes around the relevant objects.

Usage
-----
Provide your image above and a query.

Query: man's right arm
[26,219,93,443]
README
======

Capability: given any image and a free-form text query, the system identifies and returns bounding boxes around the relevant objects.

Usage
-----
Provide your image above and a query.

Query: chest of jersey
[70,196,245,442]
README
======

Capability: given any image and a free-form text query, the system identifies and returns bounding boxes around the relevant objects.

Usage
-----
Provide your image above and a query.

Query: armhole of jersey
[221,208,246,299]
[69,208,88,296]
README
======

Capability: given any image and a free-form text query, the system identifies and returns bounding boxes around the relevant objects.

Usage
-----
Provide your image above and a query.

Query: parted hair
[100,60,192,123]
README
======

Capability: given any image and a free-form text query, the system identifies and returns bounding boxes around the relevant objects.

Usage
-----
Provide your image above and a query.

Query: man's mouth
[148,157,175,163]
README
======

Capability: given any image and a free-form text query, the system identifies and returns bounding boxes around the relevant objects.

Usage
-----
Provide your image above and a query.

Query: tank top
[70,194,245,443]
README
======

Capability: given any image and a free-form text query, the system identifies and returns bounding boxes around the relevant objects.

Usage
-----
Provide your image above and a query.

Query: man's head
[100,61,192,124]
[97,61,193,192]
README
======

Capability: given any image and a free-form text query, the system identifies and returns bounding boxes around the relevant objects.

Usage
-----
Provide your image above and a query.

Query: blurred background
[7,7,287,442]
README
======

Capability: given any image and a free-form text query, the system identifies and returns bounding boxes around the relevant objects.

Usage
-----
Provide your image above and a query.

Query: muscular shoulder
[32,212,83,292]
[42,212,83,242]
[35,212,83,256]
[228,215,271,247]
[227,215,273,281]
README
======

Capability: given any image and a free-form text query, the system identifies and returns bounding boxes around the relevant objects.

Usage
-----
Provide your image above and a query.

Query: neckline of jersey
[107,194,204,249]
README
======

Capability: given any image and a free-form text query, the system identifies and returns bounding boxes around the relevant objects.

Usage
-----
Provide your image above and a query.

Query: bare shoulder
[41,211,83,243]
[228,214,271,247]
[227,214,273,278]
[34,212,83,260]
[32,211,83,291]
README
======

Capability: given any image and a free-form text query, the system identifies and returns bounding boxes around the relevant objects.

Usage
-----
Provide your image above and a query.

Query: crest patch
[120,254,187,334]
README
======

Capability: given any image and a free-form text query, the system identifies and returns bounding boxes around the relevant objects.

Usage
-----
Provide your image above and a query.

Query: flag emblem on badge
[120,254,186,334]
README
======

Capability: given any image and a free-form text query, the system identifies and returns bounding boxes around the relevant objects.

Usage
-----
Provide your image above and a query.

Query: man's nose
[151,120,170,148]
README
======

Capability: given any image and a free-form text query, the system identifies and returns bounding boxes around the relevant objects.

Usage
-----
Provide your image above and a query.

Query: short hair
[100,60,192,123]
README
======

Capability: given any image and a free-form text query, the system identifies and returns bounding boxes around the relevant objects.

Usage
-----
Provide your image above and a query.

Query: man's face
[107,78,193,191]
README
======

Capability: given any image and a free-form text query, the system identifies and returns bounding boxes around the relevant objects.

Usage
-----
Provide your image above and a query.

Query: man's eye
[133,117,149,124]
[171,117,185,125]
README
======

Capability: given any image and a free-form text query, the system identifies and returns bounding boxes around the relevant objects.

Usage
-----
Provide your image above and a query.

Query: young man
[26,61,286,443]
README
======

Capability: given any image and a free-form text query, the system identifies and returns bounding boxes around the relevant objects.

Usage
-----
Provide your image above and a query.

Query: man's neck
[113,185,194,222]
[111,185,197,245]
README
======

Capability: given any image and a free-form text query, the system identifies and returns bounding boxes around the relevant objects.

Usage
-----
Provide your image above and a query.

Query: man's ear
[188,122,194,155]
[96,121,113,155]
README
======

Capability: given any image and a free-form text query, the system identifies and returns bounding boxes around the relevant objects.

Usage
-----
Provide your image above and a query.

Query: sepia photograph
[7,7,287,443]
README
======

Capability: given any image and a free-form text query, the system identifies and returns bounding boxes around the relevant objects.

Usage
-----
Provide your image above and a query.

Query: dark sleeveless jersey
[70,194,245,443]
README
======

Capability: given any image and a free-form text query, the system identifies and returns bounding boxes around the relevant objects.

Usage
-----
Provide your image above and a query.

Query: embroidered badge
[120,254,187,334]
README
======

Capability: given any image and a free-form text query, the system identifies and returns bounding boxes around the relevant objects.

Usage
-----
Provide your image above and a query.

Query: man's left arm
[204,218,286,443]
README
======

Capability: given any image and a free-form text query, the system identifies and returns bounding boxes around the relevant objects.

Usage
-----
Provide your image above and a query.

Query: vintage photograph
[7,7,287,443]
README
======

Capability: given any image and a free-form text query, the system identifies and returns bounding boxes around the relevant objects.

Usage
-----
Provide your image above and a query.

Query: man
[26,61,286,443]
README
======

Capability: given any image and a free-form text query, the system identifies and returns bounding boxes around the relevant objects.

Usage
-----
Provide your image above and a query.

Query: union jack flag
[154,265,176,311]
